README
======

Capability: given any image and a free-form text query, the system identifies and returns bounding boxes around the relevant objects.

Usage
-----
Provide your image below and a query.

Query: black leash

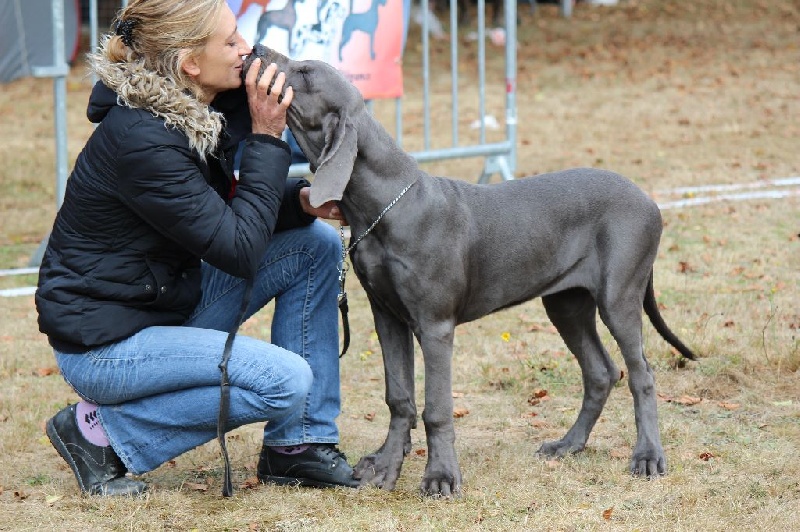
[337,224,352,358]
[217,275,254,497]
[338,275,350,358]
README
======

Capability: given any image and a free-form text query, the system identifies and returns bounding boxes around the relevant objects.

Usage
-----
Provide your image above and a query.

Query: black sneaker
[257,444,359,488]
[46,404,148,496]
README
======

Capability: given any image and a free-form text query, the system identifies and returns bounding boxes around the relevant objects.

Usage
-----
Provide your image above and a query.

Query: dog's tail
[643,271,697,360]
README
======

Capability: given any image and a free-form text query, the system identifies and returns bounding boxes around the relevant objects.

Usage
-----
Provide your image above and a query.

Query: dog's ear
[309,110,357,208]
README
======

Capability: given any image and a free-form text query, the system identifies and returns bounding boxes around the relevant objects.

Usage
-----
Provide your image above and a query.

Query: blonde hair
[101,0,227,100]
[89,0,230,157]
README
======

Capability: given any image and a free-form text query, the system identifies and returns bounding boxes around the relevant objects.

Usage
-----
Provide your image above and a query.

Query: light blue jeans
[54,220,344,474]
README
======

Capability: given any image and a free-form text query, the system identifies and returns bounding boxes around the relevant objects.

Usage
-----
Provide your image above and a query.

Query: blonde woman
[37,0,356,496]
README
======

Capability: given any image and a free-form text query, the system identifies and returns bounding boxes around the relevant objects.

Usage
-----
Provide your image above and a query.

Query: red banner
[229,0,404,99]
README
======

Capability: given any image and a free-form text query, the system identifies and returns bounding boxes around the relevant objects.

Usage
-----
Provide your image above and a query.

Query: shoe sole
[258,474,358,489]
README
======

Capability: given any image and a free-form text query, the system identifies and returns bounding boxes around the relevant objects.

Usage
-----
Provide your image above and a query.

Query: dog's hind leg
[598,284,666,477]
[353,303,417,490]
[537,289,620,458]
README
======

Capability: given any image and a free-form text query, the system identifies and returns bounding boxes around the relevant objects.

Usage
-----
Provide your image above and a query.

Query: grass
[1,0,799,530]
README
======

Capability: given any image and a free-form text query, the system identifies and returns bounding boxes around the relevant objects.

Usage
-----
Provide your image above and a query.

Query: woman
[36,0,357,496]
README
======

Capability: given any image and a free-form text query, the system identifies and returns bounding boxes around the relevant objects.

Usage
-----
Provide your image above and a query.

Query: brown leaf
[609,447,628,459]
[699,451,714,461]
[239,477,260,489]
[602,507,614,521]
[678,261,695,274]
[675,395,702,406]
[183,481,209,492]
[35,367,59,377]
[453,408,470,418]
[414,448,427,457]
[364,412,376,421]
[717,401,740,410]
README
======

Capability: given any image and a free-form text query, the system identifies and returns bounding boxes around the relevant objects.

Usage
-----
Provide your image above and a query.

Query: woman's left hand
[299,187,347,223]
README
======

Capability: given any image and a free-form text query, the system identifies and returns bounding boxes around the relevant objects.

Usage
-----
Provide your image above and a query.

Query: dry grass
[1,0,798,530]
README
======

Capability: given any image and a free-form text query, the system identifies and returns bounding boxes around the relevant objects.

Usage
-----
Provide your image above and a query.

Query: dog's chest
[350,245,414,320]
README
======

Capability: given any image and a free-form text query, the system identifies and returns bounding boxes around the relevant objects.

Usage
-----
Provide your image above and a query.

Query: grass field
[1,0,798,530]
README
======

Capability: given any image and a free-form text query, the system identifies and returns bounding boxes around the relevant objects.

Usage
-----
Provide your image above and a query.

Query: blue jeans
[54,220,344,474]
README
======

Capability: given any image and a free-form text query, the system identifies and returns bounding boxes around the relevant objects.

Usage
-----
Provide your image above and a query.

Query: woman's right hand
[245,58,294,138]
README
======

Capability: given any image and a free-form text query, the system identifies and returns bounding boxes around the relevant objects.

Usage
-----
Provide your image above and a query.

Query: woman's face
[185,4,250,102]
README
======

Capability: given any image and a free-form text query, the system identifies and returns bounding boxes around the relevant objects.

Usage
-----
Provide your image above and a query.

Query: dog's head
[243,45,365,207]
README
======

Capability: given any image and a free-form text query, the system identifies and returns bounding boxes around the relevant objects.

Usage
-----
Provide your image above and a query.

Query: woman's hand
[299,187,347,223]
[245,58,294,138]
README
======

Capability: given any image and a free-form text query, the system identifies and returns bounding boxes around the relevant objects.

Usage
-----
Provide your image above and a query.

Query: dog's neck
[340,113,424,233]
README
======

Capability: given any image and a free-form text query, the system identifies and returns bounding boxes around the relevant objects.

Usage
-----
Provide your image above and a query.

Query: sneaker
[46,404,148,496]
[257,444,359,488]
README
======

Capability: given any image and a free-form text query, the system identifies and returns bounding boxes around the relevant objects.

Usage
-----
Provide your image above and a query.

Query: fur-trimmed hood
[89,52,223,158]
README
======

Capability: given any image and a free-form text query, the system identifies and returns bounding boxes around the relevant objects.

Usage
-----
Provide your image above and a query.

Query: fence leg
[478,155,514,184]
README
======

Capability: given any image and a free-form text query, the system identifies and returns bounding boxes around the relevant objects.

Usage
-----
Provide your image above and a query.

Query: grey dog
[245,45,696,497]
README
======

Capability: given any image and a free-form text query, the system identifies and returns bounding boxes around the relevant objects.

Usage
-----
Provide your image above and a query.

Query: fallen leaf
[717,402,740,410]
[183,481,209,492]
[35,367,59,377]
[415,448,427,457]
[529,419,548,429]
[609,448,628,459]
[602,507,614,521]
[453,408,470,418]
[676,395,702,406]
[364,412,376,421]
[239,477,260,490]
[699,451,715,461]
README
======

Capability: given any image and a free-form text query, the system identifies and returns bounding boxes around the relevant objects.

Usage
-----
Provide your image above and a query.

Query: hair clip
[114,18,138,48]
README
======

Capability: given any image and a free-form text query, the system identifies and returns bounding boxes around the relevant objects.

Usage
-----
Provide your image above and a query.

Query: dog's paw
[536,438,586,458]
[353,453,401,490]
[630,451,666,478]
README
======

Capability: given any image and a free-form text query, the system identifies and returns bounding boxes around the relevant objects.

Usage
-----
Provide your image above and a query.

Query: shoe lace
[318,444,348,462]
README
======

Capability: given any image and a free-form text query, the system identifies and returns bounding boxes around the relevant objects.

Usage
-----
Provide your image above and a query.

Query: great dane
[244,45,697,497]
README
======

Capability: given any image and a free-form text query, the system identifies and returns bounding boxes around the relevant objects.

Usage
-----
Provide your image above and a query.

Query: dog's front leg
[418,320,462,498]
[353,304,416,490]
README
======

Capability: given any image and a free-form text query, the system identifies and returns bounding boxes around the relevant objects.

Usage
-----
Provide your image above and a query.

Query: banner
[228,0,404,99]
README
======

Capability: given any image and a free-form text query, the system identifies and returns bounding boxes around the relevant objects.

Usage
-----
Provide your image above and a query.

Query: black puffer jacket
[36,81,314,350]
